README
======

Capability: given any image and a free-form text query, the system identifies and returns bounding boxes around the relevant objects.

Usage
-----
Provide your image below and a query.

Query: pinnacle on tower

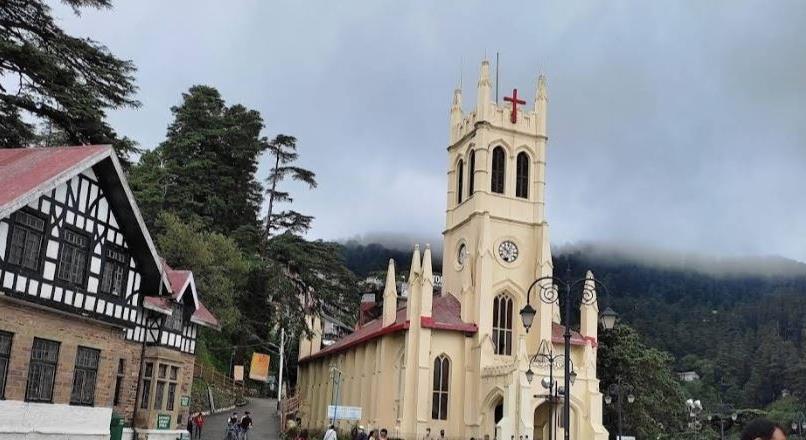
[535,74,548,136]
[409,243,422,278]
[382,258,398,326]
[536,74,548,103]
[450,87,464,142]
[421,244,434,317]
[476,60,492,120]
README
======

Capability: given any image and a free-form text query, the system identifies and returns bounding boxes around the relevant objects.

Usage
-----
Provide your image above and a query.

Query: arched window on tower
[432,355,450,420]
[468,150,476,196]
[492,294,513,355]
[491,147,506,194]
[456,159,464,204]
[516,152,529,199]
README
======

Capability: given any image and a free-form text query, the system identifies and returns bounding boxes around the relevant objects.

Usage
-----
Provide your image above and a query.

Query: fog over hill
[339,235,806,278]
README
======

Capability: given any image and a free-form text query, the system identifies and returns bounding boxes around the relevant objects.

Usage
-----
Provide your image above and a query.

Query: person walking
[239,411,253,440]
[324,425,338,440]
[379,429,388,440]
[226,412,240,440]
[186,415,194,439]
[193,412,205,440]
[357,425,368,440]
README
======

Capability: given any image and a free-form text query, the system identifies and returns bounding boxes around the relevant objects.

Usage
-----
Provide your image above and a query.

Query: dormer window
[100,245,128,296]
[166,302,184,332]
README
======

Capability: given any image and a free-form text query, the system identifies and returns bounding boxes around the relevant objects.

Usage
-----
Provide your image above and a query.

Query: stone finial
[382,259,398,327]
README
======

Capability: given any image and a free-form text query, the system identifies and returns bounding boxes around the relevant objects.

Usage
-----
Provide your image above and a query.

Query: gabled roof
[0,146,169,294]
[160,260,219,330]
[299,293,477,363]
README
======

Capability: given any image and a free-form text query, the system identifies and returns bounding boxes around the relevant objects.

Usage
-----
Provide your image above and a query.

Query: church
[295,61,608,440]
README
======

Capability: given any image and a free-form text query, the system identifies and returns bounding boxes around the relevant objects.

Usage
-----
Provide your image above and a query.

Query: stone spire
[580,270,599,339]
[476,60,492,121]
[406,244,422,320]
[535,74,548,136]
[421,244,434,318]
[450,87,464,143]
[382,258,398,327]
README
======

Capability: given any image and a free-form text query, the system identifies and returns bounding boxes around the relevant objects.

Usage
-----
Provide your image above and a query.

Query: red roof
[191,302,221,330]
[159,260,221,330]
[421,293,478,333]
[0,146,110,211]
[162,260,192,301]
[300,293,477,363]
[552,323,595,347]
[143,296,173,314]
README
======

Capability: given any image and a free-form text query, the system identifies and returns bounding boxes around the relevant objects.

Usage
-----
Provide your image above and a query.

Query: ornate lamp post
[791,412,806,439]
[707,403,737,440]
[686,399,704,440]
[526,340,577,440]
[519,269,616,440]
[604,378,635,440]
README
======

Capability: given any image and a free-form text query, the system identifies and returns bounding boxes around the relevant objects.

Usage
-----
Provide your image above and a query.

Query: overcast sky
[55,1,806,262]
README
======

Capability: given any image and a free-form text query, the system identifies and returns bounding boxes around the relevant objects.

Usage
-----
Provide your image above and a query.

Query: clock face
[457,243,468,266]
[498,240,519,263]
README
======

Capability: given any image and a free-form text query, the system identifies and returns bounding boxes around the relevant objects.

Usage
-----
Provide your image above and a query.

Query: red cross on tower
[503,88,526,123]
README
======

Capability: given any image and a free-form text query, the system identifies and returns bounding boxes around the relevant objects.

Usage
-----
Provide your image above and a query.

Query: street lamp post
[686,399,704,440]
[519,268,616,440]
[526,340,577,440]
[707,403,737,440]
[604,378,635,440]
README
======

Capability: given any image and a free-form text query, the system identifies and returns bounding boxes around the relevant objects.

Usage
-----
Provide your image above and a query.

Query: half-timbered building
[0,146,220,440]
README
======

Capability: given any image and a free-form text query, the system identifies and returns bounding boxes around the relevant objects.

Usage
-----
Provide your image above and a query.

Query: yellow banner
[249,352,270,382]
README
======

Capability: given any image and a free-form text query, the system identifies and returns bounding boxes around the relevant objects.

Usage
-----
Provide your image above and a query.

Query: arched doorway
[493,398,504,440]
[533,402,551,440]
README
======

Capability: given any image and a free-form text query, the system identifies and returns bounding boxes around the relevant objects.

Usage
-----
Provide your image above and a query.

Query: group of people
[291,417,788,440]
[224,411,254,440]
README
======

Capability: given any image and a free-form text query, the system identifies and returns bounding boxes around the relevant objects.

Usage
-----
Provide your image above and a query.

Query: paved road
[199,397,281,440]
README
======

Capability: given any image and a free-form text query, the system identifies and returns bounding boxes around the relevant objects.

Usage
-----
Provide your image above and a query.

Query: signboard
[234,365,244,382]
[180,395,190,407]
[249,353,271,382]
[156,413,171,430]
[327,405,362,420]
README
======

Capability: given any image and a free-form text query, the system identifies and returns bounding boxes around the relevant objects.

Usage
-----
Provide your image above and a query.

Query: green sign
[156,413,171,430]
[180,396,190,407]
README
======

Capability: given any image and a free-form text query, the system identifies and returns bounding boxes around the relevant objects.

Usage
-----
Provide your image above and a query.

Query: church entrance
[494,399,503,440]
[533,402,552,440]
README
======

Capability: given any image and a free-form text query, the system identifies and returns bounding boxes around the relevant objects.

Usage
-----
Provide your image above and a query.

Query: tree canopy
[0,0,140,162]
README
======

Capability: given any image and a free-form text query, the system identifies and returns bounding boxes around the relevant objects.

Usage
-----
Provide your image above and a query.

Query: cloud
[53,0,806,262]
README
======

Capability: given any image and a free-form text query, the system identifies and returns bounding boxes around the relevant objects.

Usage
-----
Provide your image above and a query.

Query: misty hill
[340,240,806,408]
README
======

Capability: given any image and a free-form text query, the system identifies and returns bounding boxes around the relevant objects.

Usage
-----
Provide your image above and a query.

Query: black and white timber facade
[0,147,217,355]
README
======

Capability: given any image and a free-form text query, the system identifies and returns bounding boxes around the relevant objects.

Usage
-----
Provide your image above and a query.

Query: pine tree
[598,324,687,439]
[130,86,267,240]
[0,0,140,163]
[264,134,317,237]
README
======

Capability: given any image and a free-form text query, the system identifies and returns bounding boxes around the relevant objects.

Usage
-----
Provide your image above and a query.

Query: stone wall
[0,296,143,434]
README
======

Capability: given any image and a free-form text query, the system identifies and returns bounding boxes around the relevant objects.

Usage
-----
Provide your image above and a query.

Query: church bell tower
[441,59,555,355]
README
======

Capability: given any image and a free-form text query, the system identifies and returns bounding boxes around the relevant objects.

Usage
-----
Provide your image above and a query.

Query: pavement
[199,397,281,440]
